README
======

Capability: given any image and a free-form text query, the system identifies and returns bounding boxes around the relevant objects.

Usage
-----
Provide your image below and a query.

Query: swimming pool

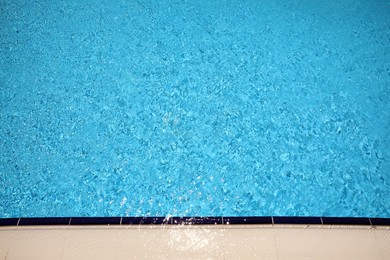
[0,0,389,219]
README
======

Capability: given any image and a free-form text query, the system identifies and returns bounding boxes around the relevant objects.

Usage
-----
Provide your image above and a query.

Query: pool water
[0,0,389,218]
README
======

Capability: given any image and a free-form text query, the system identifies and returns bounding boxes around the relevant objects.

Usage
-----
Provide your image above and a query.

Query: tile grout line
[68,217,72,225]
[320,217,323,225]
[120,217,123,225]
[369,218,372,226]
[16,218,21,226]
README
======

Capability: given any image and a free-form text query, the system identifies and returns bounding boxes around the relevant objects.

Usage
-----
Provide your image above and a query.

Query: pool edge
[1,216,389,226]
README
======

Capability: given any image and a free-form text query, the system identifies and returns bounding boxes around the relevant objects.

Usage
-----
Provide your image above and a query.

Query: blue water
[0,0,389,218]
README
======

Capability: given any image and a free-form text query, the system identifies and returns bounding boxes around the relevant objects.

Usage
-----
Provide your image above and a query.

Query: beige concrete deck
[0,224,389,259]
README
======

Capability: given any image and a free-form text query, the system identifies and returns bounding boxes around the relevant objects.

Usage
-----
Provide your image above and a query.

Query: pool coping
[1,216,389,226]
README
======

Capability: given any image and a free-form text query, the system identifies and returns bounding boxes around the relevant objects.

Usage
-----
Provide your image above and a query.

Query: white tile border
[0,224,389,259]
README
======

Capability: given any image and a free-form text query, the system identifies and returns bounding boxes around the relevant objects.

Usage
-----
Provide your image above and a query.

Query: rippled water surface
[0,0,389,218]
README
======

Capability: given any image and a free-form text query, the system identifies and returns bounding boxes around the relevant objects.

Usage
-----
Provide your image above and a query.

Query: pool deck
[0,224,389,259]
